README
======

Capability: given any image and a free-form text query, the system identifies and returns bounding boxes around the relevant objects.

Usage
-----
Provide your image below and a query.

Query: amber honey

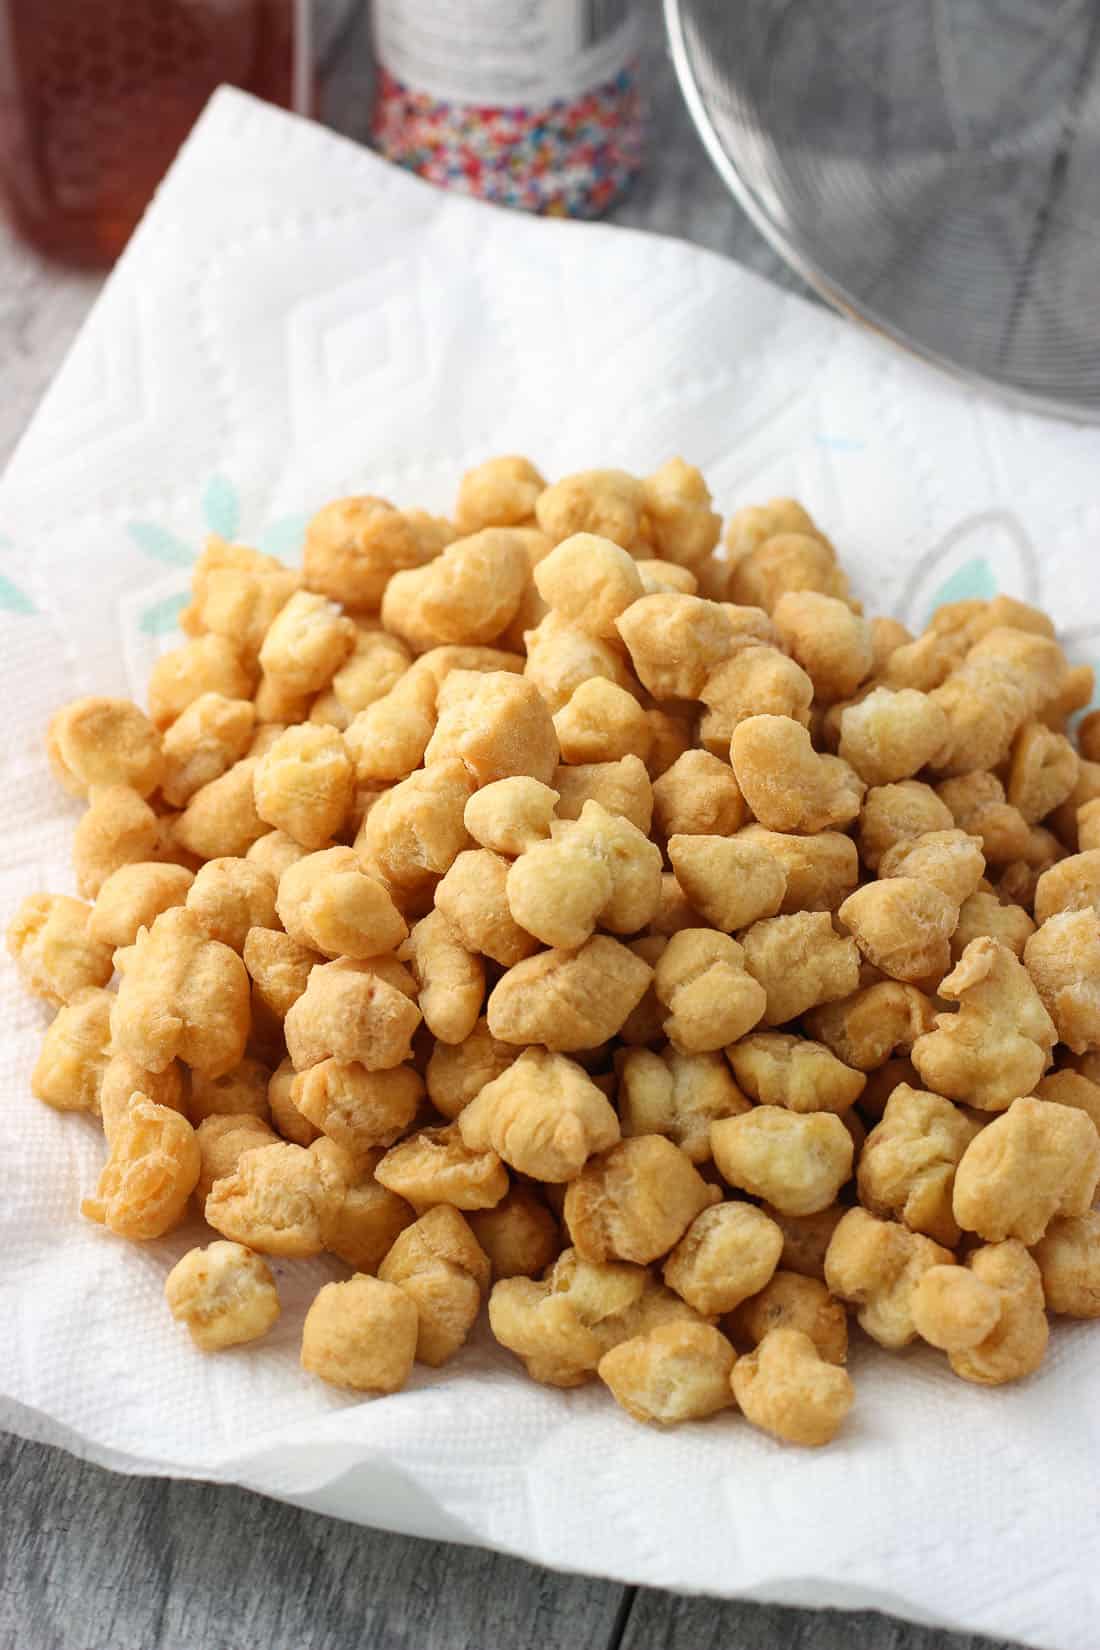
[0,0,300,266]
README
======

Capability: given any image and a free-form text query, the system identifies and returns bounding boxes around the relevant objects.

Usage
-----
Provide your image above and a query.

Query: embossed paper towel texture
[2,88,1099,1650]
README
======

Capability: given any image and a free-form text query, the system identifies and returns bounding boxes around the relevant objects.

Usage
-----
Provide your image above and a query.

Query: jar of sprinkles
[371,0,644,218]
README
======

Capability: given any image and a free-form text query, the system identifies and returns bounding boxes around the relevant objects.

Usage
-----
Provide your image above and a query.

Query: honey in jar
[0,0,306,266]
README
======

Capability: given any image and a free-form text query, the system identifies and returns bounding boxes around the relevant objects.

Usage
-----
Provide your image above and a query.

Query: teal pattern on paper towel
[128,476,308,636]
[140,593,189,636]
[0,536,35,614]
[923,556,998,627]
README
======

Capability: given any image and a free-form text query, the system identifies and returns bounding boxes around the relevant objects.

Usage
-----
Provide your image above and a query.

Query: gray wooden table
[0,6,1017,1649]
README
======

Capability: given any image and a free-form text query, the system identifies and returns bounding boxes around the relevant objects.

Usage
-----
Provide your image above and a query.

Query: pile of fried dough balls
[9,455,1100,1447]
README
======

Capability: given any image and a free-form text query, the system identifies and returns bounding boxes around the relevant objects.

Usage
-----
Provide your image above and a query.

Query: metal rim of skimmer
[664,0,1100,426]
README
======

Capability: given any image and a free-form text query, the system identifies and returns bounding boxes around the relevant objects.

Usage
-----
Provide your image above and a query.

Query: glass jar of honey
[0,0,310,267]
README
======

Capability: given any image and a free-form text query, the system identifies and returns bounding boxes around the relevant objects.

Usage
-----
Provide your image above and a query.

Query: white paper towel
[2,87,1099,1649]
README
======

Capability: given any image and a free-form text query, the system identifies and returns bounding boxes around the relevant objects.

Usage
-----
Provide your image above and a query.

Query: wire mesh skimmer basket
[666,0,1100,421]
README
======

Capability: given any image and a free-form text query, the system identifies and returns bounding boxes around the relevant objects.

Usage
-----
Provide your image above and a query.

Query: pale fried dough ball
[82,1096,200,1240]
[160,692,256,808]
[425,1019,519,1120]
[315,1145,416,1273]
[73,785,159,899]
[858,781,955,872]
[564,1136,720,1265]
[487,934,653,1052]
[654,929,767,1053]
[252,723,354,848]
[189,1056,271,1125]
[772,590,873,703]
[523,611,637,713]
[533,532,645,637]
[936,771,1030,865]
[257,590,356,699]
[291,1058,422,1172]
[805,981,935,1071]
[277,846,407,960]
[469,1184,561,1281]
[711,1110,853,1217]
[726,1032,865,1116]
[615,594,739,701]
[1031,1210,1100,1318]
[699,648,814,756]
[910,938,1056,1110]
[149,635,255,731]
[302,496,436,611]
[1006,721,1079,824]
[111,907,250,1078]
[1024,909,1100,1053]
[47,696,163,799]
[382,529,529,649]
[285,956,421,1072]
[952,1096,1100,1245]
[31,987,114,1113]
[399,909,484,1045]
[184,857,277,954]
[857,1084,983,1246]
[950,889,1035,961]
[911,1263,1002,1353]
[463,777,558,856]
[434,848,539,967]
[640,459,722,568]
[535,468,645,550]
[89,862,194,948]
[943,1241,1048,1386]
[667,834,786,932]
[724,499,823,561]
[838,879,957,984]
[877,829,985,906]
[824,1207,953,1348]
[1036,1066,1100,1133]
[735,825,858,915]
[459,1047,620,1182]
[617,1044,749,1161]
[552,755,653,832]
[173,758,268,861]
[663,1203,783,1316]
[506,800,661,950]
[357,758,476,906]
[301,1274,418,1392]
[728,534,851,614]
[194,1114,280,1203]
[267,1054,319,1145]
[378,1204,490,1366]
[740,913,860,1027]
[488,1246,702,1388]
[205,1138,344,1256]
[343,671,436,785]
[553,678,651,766]
[731,716,864,833]
[374,1122,508,1211]
[726,1271,848,1365]
[652,749,745,839]
[165,1240,280,1351]
[427,668,560,787]
[456,456,545,532]
[837,687,950,785]
[1033,850,1100,925]
[731,1327,853,1446]
[598,1320,735,1424]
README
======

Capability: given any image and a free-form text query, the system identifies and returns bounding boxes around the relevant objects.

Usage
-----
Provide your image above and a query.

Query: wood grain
[0,1432,628,1650]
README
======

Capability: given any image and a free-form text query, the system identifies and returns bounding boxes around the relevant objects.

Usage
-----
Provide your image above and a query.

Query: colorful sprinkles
[371,65,644,218]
